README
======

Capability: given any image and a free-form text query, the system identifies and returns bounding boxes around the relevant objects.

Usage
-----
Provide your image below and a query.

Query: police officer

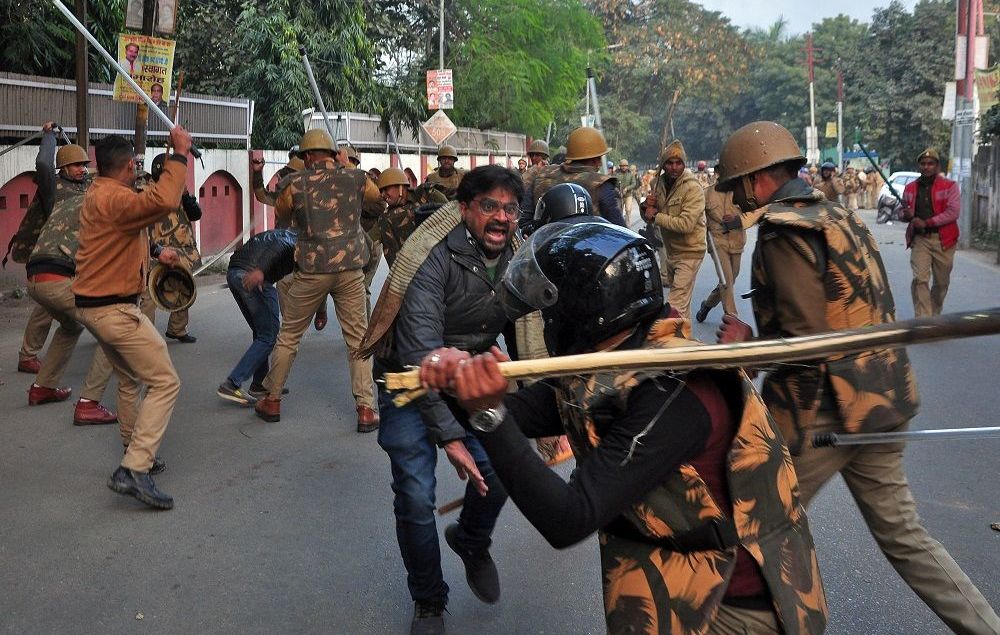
[376,167,448,268]
[813,161,844,203]
[140,153,203,344]
[521,126,624,231]
[615,159,637,225]
[253,129,379,433]
[695,184,746,323]
[424,144,465,200]
[714,121,1000,634]
[641,139,707,320]
[526,139,549,169]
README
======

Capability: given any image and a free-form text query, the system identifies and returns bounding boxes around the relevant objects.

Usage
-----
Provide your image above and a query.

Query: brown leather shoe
[255,396,281,423]
[18,357,41,374]
[356,405,379,433]
[73,399,118,426]
[28,384,72,405]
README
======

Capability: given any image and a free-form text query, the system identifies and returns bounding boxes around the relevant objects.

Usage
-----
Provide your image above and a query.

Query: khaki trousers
[27,278,113,402]
[707,604,781,635]
[793,411,1000,634]
[20,301,53,361]
[263,269,374,407]
[662,257,703,321]
[910,233,956,318]
[77,304,180,472]
[139,288,191,336]
[702,243,743,317]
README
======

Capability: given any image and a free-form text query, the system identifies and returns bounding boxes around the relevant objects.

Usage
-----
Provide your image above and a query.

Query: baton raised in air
[50,0,202,159]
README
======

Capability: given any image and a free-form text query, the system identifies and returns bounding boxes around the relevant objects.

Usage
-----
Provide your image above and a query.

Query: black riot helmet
[534,183,592,226]
[151,153,167,181]
[501,223,662,356]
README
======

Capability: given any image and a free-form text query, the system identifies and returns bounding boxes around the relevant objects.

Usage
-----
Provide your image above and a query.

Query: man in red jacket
[901,148,960,317]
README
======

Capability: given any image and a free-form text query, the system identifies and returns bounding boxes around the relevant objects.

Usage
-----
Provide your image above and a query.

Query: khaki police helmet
[619,159,629,167]
[715,121,805,192]
[377,167,410,190]
[343,145,360,164]
[437,145,458,160]
[527,139,550,157]
[148,263,197,313]
[56,144,90,169]
[564,127,610,161]
[298,129,336,155]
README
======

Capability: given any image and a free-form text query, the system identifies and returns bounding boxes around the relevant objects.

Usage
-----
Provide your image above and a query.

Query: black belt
[604,516,740,553]
[75,294,139,308]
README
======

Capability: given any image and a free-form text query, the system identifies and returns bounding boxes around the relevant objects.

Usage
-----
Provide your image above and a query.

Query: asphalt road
[0,208,996,634]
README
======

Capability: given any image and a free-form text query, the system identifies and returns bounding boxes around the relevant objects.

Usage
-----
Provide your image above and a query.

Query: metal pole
[50,0,202,157]
[74,0,88,149]
[439,0,445,70]
[133,0,155,162]
[814,427,1000,448]
[0,131,44,160]
[298,46,339,151]
[807,34,817,165]
[587,67,606,175]
[836,69,843,170]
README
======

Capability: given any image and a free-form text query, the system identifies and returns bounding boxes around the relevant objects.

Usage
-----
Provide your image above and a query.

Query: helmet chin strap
[737,174,760,213]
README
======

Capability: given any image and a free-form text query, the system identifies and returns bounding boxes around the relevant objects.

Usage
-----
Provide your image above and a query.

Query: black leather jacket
[378,223,515,445]
[228,229,296,283]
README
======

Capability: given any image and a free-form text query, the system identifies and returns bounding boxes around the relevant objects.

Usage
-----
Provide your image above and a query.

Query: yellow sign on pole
[976,65,1000,111]
[112,34,175,108]
[824,122,838,138]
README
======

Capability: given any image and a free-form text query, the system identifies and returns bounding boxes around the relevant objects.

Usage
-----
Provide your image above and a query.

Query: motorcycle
[876,194,905,225]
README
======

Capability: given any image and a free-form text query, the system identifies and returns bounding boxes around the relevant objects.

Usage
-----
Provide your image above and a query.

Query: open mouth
[484,222,510,242]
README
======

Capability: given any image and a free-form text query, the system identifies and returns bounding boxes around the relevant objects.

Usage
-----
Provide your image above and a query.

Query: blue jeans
[226,268,280,388]
[377,388,507,604]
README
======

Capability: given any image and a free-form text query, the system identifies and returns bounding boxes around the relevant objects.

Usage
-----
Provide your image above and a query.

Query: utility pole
[133,0,155,166]
[74,0,88,149]
[837,68,844,170]
[950,0,984,249]
[439,0,444,70]
[804,33,820,165]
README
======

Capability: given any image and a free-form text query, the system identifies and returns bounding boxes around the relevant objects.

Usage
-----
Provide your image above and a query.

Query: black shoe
[695,301,711,323]
[248,385,289,400]
[107,466,173,510]
[410,600,446,635]
[165,332,197,343]
[444,523,499,604]
[123,447,166,475]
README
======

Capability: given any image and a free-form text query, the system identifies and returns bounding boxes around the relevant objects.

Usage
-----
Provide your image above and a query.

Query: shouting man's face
[461,186,518,259]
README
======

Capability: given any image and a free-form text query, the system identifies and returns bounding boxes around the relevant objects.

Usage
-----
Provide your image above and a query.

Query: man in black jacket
[371,165,521,635]
[217,229,296,405]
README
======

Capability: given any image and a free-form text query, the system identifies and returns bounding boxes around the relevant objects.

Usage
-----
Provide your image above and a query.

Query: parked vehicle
[876,193,905,224]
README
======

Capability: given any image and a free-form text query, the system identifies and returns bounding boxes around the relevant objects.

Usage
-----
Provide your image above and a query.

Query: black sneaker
[165,332,197,343]
[444,523,500,604]
[107,466,174,510]
[410,600,446,635]
[217,380,257,406]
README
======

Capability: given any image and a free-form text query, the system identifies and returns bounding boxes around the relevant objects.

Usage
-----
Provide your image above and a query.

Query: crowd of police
[6,117,995,635]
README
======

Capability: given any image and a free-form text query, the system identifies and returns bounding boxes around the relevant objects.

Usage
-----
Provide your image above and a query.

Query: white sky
[697,0,922,35]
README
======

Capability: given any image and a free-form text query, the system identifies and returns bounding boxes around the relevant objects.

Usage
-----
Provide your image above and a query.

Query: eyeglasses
[472,197,519,218]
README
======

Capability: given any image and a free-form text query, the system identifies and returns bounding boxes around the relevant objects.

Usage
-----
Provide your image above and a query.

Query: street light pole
[439,0,444,70]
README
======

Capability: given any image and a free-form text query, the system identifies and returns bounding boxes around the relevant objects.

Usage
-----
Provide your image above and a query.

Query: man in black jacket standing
[366,165,521,635]
[217,229,296,405]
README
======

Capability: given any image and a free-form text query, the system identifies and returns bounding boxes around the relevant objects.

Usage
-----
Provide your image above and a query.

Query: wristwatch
[469,403,508,433]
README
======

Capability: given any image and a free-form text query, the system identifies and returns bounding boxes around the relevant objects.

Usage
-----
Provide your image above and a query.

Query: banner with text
[427,69,454,110]
[112,34,175,107]
[976,65,1000,112]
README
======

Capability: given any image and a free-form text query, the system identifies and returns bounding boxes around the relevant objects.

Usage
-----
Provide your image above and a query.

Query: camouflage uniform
[615,166,637,224]
[253,167,296,229]
[379,185,448,269]
[841,168,861,211]
[555,317,827,635]
[139,180,202,339]
[424,167,466,200]
[262,157,376,410]
[26,174,114,401]
[527,163,618,221]
[359,171,387,314]
[745,183,1000,634]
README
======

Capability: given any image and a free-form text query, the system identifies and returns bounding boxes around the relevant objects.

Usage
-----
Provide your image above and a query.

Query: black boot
[695,301,712,323]
[410,600,446,635]
[108,466,174,510]
[445,523,500,604]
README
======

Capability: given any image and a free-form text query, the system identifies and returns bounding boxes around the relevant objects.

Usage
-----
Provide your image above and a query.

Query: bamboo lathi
[383,308,1000,406]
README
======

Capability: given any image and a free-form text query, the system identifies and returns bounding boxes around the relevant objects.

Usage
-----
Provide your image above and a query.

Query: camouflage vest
[287,166,370,273]
[751,194,920,453]
[425,168,466,200]
[531,164,616,216]
[555,317,827,635]
[26,176,91,268]
[150,205,202,271]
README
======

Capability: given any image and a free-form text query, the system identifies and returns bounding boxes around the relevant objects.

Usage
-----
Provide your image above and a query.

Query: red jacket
[902,174,960,250]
